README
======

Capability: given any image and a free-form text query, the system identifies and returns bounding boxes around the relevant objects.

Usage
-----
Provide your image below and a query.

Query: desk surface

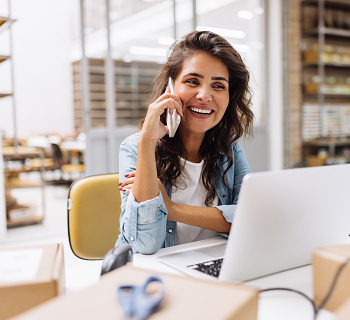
[65,237,336,320]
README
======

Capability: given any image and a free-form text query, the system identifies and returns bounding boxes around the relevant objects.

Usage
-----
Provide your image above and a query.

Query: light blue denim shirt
[115,133,251,254]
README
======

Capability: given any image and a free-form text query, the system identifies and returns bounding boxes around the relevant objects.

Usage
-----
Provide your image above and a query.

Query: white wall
[266,0,283,171]
[0,0,79,138]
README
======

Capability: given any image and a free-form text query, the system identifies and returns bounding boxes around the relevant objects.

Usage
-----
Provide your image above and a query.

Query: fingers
[119,172,135,194]
[155,92,184,116]
[125,171,135,178]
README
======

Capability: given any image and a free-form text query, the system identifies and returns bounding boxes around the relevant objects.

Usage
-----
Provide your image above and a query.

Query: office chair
[67,173,121,260]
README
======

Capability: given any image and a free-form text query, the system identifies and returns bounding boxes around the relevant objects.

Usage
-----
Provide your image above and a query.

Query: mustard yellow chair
[67,173,121,260]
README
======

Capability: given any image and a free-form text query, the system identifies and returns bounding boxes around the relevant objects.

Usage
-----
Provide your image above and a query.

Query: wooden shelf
[5,177,43,189]
[303,62,350,68]
[0,93,12,99]
[303,27,350,38]
[0,16,10,27]
[7,214,44,228]
[304,138,350,147]
[0,55,10,63]
[302,0,350,8]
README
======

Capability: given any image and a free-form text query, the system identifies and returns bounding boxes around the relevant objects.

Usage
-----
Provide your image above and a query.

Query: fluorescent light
[129,46,167,57]
[238,10,253,20]
[196,26,246,39]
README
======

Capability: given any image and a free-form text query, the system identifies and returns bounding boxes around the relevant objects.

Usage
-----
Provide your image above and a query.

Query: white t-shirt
[171,158,218,245]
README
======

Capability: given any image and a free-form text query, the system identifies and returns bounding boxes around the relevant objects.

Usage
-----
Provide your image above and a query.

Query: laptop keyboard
[187,258,223,278]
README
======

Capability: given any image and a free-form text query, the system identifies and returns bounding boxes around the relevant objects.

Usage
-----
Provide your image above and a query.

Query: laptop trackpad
[158,244,226,268]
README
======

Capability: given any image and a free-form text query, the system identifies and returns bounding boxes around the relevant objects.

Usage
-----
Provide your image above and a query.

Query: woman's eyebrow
[212,76,228,83]
[182,73,229,83]
[182,72,204,79]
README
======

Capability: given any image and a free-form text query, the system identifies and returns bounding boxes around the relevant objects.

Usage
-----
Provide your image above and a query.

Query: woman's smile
[188,105,214,117]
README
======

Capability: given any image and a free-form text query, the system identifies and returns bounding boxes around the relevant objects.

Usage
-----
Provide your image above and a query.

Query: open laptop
[158,164,350,282]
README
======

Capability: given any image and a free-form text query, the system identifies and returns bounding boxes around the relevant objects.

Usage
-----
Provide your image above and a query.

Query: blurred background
[0,0,350,244]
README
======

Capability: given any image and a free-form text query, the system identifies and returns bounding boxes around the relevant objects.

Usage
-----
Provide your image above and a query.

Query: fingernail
[118,182,122,186]
[125,173,129,177]
[122,188,126,192]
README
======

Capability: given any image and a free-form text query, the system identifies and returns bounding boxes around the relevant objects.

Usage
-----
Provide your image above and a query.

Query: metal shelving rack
[1,3,46,228]
[301,0,350,166]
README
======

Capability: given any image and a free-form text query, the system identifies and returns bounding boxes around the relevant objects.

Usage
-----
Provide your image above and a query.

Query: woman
[116,31,254,254]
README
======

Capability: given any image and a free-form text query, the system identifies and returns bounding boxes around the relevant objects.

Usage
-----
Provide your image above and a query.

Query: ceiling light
[196,26,245,39]
[238,10,253,20]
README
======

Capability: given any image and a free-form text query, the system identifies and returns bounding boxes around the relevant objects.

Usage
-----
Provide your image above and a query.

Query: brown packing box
[10,264,258,320]
[335,297,350,320]
[313,244,350,312]
[0,243,65,320]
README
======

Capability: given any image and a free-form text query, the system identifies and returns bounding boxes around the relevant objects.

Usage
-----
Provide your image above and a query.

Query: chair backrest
[67,173,121,260]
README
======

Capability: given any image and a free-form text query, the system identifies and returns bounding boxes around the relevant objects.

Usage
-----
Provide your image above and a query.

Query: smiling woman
[115,31,254,254]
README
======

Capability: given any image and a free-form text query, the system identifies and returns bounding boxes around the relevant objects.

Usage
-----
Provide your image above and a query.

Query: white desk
[65,237,336,320]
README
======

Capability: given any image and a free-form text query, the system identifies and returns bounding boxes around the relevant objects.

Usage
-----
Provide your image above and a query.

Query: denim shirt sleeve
[214,141,251,223]
[116,133,168,254]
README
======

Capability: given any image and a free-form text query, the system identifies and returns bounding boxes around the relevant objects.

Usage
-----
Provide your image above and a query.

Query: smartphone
[166,77,181,138]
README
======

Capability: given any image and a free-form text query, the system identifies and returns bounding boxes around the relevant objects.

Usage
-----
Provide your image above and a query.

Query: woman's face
[174,52,230,138]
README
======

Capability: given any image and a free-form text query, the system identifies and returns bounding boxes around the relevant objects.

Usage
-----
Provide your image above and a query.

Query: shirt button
[130,236,135,241]
[223,194,227,198]
[168,228,173,233]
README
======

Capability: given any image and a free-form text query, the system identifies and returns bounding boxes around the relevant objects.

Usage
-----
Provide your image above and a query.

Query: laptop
[158,164,350,282]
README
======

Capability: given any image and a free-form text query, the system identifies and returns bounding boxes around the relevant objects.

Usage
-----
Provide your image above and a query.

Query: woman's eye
[186,79,199,85]
[213,83,226,90]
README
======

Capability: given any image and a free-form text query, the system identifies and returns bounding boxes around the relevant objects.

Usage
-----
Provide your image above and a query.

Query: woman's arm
[116,134,168,254]
[158,181,231,233]
[132,87,183,203]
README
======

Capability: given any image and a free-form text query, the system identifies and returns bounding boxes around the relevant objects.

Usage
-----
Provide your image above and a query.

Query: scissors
[117,275,165,320]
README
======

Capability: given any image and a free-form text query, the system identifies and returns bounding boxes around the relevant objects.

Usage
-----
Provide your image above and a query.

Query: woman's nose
[196,86,212,102]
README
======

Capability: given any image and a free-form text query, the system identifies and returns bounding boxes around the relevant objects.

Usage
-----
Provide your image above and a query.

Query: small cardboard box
[335,297,350,320]
[0,243,65,320]
[313,244,350,312]
[10,265,258,320]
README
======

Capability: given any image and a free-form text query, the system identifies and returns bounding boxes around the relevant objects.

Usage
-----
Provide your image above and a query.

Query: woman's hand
[140,86,183,143]
[119,171,135,195]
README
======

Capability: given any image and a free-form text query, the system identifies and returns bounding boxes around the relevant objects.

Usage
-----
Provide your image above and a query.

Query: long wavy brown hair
[141,31,254,206]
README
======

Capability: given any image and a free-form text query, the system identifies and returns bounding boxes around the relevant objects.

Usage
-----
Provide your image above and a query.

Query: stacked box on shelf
[322,106,342,138]
[341,107,350,137]
[302,104,321,141]
[72,58,160,132]
[303,104,350,140]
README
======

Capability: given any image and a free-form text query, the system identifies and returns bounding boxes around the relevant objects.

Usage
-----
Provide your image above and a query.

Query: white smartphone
[166,77,181,138]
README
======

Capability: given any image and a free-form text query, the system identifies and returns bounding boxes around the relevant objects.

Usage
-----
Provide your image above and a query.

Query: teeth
[190,107,212,114]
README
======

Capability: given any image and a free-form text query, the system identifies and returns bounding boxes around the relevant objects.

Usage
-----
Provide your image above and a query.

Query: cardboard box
[9,265,258,320]
[335,297,350,320]
[0,243,65,320]
[313,244,350,312]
